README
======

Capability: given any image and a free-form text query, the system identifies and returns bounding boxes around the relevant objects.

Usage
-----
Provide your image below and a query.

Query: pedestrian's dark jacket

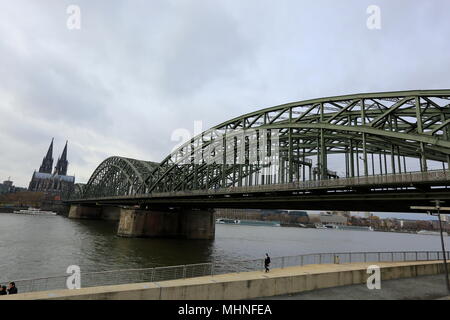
[264,257,271,266]
[7,287,17,294]
[0,288,6,295]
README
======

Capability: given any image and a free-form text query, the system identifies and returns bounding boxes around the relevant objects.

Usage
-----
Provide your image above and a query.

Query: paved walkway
[1,260,445,300]
[259,274,450,300]
[117,260,443,288]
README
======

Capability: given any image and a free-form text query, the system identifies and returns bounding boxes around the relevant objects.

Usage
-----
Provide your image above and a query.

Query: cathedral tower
[38,138,54,174]
[54,141,69,176]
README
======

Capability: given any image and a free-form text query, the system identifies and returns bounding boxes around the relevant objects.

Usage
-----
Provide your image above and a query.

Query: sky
[0,1,449,219]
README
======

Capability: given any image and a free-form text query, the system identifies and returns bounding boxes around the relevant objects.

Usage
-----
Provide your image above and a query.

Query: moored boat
[216,218,280,227]
[13,207,57,216]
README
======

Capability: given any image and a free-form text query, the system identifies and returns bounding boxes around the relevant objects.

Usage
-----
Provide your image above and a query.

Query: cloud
[1,0,450,195]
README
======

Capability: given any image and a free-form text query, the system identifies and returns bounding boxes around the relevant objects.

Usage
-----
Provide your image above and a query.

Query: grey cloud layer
[1,0,450,190]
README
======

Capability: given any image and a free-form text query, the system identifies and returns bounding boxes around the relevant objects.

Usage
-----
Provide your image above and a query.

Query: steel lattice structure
[71,183,85,199]
[80,90,450,199]
[82,157,159,198]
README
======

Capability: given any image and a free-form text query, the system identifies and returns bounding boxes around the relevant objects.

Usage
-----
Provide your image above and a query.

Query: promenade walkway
[1,260,447,300]
[260,274,450,300]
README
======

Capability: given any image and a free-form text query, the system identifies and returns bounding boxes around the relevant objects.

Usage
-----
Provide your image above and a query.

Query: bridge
[67,90,450,239]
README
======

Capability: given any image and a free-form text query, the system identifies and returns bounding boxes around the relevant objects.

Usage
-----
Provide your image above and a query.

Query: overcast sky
[1,1,449,219]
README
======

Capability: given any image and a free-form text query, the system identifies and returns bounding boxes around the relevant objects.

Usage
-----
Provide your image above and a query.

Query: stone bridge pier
[117,208,215,240]
[68,205,215,240]
[68,205,121,220]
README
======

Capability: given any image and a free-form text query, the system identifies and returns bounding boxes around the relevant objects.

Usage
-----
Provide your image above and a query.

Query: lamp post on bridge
[411,200,450,292]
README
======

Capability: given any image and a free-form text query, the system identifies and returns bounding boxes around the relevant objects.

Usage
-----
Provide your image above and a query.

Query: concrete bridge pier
[68,205,122,221]
[68,205,103,219]
[117,208,215,240]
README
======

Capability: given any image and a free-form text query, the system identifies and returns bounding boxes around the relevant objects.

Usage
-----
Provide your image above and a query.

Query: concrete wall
[116,209,147,237]
[117,208,215,240]
[3,261,448,300]
[68,205,103,219]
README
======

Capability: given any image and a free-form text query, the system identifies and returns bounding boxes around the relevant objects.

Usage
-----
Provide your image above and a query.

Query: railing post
[378,252,381,262]
[364,252,367,263]
[416,251,418,261]
[282,257,285,269]
[391,252,394,262]
[427,251,430,261]
[403,252,406,261]
[211,262,215,276]
[301,255,304,266]
[319,254,322,264]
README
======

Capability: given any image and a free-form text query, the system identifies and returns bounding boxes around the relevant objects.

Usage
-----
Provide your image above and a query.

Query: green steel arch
[81,90,450,198]
[82,156,158,198]
[70,183,85,199]
[145,90,450,193]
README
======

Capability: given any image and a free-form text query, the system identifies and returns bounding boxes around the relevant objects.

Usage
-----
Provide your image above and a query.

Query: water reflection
[1,213,449,282]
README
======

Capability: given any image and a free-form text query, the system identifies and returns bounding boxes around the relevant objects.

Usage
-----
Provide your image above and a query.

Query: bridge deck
[68,170,450,212]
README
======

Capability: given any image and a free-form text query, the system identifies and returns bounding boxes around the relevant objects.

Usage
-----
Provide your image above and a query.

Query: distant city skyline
[307,210,440,221]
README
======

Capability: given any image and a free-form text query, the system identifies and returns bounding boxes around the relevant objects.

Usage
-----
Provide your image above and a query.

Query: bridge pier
[68,205,121,221]
[68,205,103,219]
[117,208,215,240]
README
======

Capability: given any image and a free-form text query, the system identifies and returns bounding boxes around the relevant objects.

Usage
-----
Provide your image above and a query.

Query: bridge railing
[148,169,450,199]
[69,169,450,201]
[3,250,448,295]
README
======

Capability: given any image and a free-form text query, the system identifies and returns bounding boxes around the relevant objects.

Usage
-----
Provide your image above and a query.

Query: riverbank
[2,214,450,283]
[2,260,448,300]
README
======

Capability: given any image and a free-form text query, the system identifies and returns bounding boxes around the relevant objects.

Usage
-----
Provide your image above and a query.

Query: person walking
[7,282,17,295]
[264,253,271,273]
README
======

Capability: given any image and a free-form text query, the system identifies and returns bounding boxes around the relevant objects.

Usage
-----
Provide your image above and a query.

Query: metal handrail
[69,169,450,202]
[1,250,448,295]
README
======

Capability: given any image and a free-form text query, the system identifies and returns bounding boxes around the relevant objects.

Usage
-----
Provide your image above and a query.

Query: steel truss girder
[82,156,159,198]
[80,90,450,198]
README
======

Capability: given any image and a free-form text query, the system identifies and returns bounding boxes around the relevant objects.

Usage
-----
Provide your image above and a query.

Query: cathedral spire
[55,140,68,176]
[39,138,54,174]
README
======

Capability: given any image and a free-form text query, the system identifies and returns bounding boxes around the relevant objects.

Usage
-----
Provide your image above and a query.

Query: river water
[1,213,449,281]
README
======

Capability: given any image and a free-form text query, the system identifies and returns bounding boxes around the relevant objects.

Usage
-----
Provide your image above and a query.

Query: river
[1,213,449,281]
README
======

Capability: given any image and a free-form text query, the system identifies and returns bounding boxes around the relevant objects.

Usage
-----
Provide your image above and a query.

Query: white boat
[13,207,57,216]
[417,230,448,236]
[216,218,241,224]
[337,225,374,232]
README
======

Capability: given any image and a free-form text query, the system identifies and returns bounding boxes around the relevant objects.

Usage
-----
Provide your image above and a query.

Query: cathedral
[28,138,75,198]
